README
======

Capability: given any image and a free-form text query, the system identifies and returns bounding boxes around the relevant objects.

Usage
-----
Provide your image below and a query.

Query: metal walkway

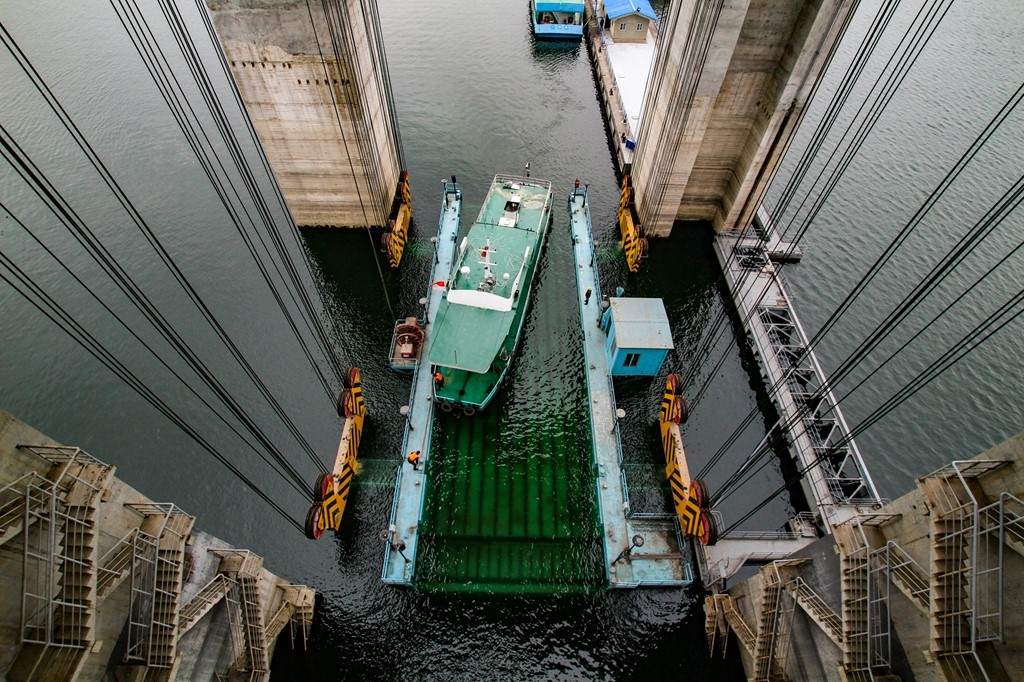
[713,233,882,532]
[569,185,691,587]
[381,180,462,585]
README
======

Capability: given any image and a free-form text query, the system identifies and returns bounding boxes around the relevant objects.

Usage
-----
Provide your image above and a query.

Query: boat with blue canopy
[531,0,584,39]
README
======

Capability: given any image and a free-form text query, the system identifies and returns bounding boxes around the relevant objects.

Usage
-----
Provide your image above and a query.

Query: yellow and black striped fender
[617,175,647,273]
[306,368,366,539]
[385,170,413,268]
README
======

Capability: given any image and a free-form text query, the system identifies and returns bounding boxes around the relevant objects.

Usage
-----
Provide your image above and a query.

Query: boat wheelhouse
[427,174,553,414]
[531,0,584,39]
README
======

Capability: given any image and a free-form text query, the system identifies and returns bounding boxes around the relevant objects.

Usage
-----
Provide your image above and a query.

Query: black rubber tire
[337,389,352,418]
[313,473,329,502]
[698,510,719,546]
[439,401,453,413]
[462,405,477,417]
[691,479,709,510]
[304,505,324,540]
[677,395,690,424]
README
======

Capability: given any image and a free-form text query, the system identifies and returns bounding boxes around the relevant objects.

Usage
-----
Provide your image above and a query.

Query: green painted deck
[415,409,603,594]
[428,176,552,409]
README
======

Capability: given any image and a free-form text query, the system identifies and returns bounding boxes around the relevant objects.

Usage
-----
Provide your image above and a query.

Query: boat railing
[493,173,551,191]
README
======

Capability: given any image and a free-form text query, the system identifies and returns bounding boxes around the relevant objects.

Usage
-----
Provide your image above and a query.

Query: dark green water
[1,0,1021,678]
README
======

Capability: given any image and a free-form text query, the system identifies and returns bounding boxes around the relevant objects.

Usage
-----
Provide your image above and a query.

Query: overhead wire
[0,200,313,501]
[713,172,1024,511]
[0,124,329,491]
[0,245,305,534]
[160,0,351,383]
[305,0,396,321]
[1,18,329,476]
[106,0,347,401]
[187,0,353,382]
[699,87,1023,485]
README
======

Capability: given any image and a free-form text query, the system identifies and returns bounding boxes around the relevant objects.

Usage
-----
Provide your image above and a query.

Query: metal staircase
[784,577,843,647]
[8,445,115,681]
[875,541,929,612]
[177,574,236,638]
[920,459,1010,680]
[834,522,875,681]
[96,528,158,603]
[123,503,195,668]
[752,563,793,681]
[216,550,269,681]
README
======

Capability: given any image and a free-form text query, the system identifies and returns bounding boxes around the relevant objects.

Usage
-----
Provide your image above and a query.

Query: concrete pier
[0,409,312,681]
[707,434,1024,681]
[206,0,402,227]
[630,0,859,236]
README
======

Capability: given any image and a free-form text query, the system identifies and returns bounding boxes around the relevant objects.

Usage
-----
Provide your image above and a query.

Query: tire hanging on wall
[304,505,324,540]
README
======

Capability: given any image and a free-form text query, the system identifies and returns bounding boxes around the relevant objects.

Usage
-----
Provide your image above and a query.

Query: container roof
[604,0,657,21]
[610,297,673,349]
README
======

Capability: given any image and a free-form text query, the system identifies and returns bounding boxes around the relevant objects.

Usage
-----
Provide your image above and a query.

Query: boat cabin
[499,196,521,227]
[603,297,673,376]
[532,0,584,39]
[600,0,657,43]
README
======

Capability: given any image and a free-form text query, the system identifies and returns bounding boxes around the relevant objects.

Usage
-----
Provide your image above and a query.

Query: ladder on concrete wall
[8,445,115,680]
[752,563,792,681]
[921,459,1011,680]
[96,527,158,604]
[216,550,269,681]
[785,577,843,647]
[122,502,195,668]
[834,521,878,681]
[177,573,236,638]
[874,541,929,612]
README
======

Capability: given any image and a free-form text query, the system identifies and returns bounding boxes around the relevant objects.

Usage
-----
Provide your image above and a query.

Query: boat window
[504,200,520,213]
[619,22,626,30]
[637,22,643,31]
[624,353,640,367]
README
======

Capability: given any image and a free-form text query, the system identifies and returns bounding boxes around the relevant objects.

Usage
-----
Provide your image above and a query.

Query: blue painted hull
[531,0,583,40]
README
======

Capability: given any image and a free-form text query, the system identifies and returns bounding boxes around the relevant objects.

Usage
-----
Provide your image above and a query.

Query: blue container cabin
[603,298,673,377]
[531,0,584,39]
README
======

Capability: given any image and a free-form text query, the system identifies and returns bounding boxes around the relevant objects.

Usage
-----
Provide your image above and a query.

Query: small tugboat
[531,0,584,39]
[389,316,426,372]
[427,172,553,415]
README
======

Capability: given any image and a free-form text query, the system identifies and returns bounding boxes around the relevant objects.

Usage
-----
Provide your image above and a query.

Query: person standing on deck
[585,287,593,305]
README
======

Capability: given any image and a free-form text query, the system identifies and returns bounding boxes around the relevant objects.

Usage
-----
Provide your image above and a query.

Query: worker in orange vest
[407,450,421,471]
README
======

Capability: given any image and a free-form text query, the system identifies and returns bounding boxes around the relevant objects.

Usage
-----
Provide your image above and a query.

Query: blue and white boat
[531,0,584,39]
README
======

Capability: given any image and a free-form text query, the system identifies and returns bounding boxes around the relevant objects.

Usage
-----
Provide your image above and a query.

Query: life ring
[462,405,477,417]
[304,504,324,540]
[439,401,453,413]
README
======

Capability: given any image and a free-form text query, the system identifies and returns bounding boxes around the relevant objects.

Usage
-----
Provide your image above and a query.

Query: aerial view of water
[0,0,1021,678]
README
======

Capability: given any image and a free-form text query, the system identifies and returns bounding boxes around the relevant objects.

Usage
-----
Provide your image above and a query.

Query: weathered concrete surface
[631,0,858,235]
[718,432,1024,681]
[207,0,401,227]
[0,408,312,681]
